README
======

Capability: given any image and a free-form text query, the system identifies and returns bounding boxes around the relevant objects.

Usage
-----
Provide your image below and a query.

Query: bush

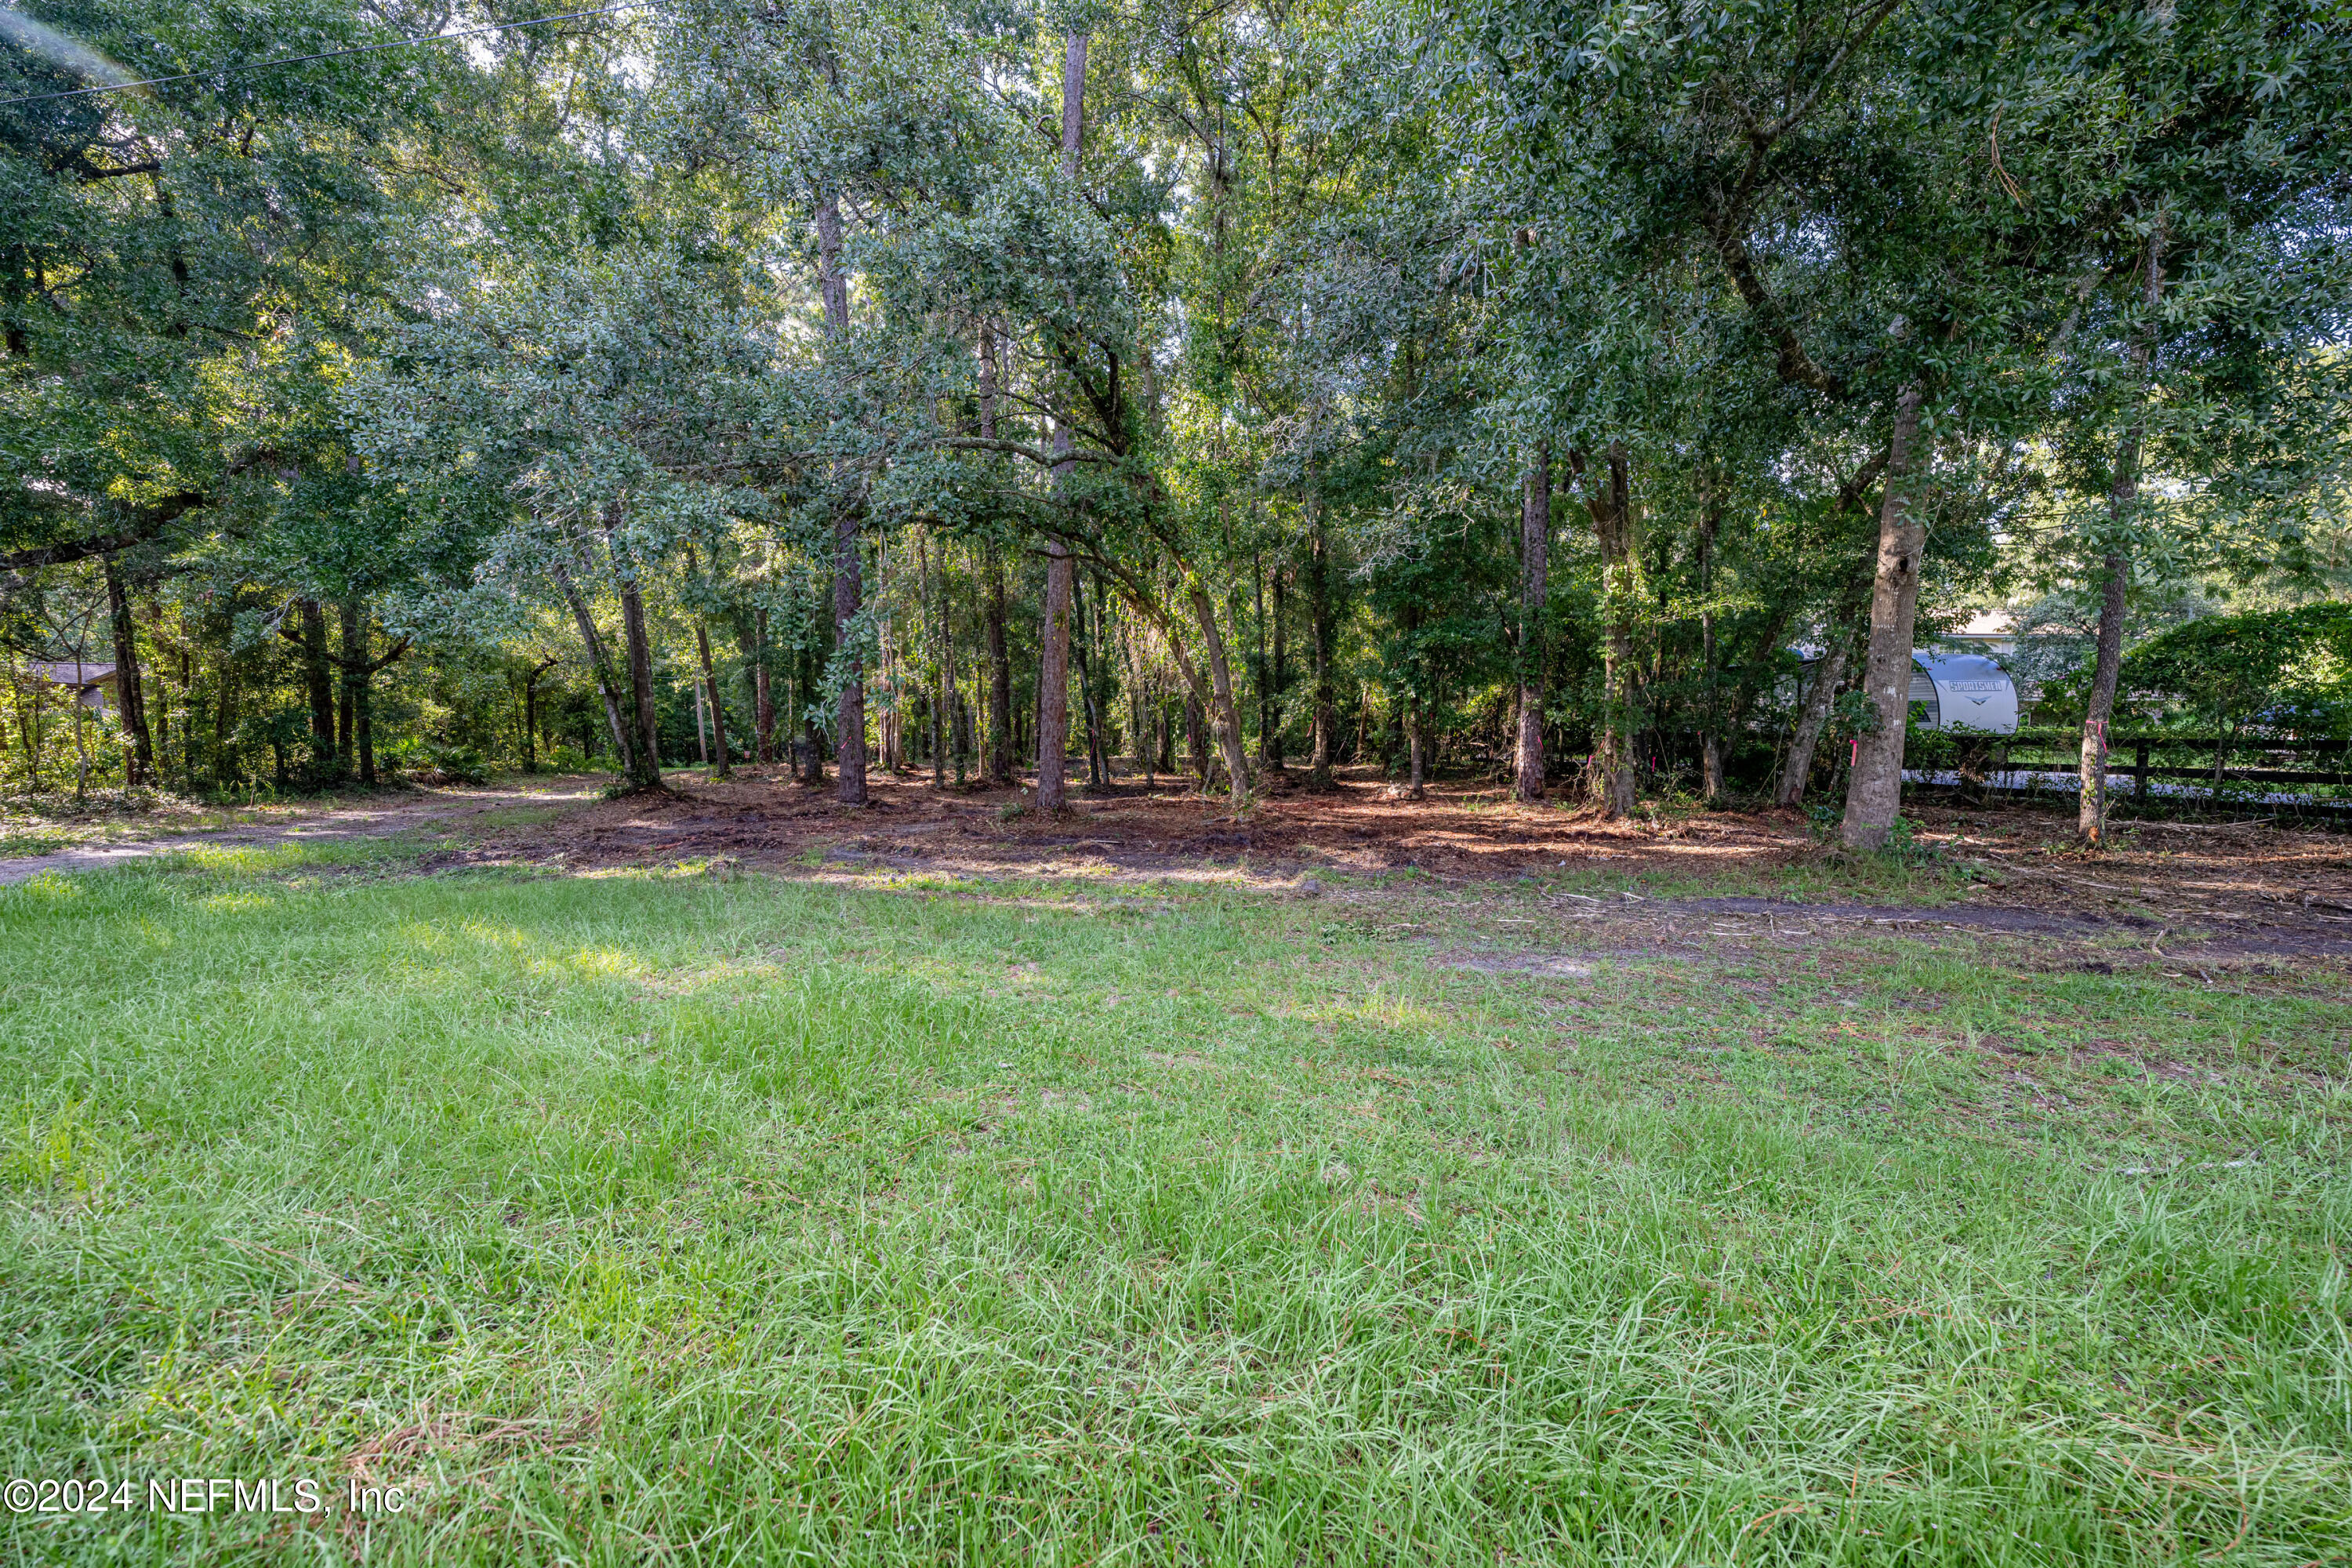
[2041,602,2352,739]
[542,744,590,772]
[378,737,427,777]
[425,744,491,786]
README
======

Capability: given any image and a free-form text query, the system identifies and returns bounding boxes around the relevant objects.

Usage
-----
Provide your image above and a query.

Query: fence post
[2133,739,2148,800]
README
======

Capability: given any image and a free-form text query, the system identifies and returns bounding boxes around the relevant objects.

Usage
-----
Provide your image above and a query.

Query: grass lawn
[2,840,2347,1564]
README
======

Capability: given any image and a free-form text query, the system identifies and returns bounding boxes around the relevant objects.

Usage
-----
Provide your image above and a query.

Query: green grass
[2,846,2347,1565]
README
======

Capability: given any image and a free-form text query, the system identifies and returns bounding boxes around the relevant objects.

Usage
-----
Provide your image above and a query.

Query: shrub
[426,744,491,786]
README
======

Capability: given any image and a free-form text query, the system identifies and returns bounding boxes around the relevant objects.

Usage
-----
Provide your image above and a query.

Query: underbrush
[1,850,2346,1564]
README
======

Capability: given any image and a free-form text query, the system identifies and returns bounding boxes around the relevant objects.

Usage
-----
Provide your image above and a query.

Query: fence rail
[1904,728,2352,820]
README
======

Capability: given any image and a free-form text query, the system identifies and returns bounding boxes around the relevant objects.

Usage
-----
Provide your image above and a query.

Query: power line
[0,3,650,107]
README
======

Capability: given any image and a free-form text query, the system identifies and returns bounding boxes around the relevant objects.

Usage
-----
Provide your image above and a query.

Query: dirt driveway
[0,776,607,887]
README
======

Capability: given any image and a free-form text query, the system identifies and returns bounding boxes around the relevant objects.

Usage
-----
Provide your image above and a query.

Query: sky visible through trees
[5,0,2350,839]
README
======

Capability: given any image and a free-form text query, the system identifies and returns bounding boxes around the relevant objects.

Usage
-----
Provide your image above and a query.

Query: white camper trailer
[1791,649,2021,735]
[1906,651,2019,735]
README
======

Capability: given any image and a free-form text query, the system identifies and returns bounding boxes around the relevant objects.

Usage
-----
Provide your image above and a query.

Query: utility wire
[0,2,649,107]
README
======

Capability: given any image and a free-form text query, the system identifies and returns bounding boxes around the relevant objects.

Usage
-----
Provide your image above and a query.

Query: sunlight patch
[457,919,536,950]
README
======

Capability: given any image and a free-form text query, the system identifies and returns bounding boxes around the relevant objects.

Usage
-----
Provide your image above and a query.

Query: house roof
[1954,609,2017,637]
[27,660,117,688]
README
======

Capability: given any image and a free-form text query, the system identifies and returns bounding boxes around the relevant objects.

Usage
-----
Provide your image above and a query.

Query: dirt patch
[432,764,2347,967]
[0,779,609,887]
[475,765,1814,883]
[1430,952,1597,978]
[17,760,2347,972]
[1674,896,2156,935]
[1670,896,2351,964]
[485,764,2336,896]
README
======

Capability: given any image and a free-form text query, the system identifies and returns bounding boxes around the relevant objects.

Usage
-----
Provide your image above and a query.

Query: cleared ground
[2,771,2347,1564]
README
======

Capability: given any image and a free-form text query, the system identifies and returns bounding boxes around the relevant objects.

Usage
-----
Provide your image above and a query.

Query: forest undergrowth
[1,822,2347,1565]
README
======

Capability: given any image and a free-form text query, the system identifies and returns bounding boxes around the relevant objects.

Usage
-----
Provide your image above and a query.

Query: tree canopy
[5,0,2349,834]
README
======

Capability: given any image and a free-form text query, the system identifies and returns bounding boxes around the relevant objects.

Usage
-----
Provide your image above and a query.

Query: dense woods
[6,0,2350,844]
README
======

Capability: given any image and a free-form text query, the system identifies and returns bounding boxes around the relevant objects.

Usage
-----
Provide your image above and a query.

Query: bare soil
[439,764,2352,967]
[0,780,605,886]
[7,763,2344,969]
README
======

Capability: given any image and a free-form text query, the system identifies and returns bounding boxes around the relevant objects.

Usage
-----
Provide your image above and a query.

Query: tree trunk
[104,557,151,786]
[1250,556,1276,774]
[1188,582,1250,802]
[1697,477,1723,800]
[1072,575,1098,789]
[1777,637,1854,808]
[985,543,1012,784]
[618,577,664,790]
[175,648,191,790]
[816,193,868,805]
[1123,615,1152,784]
[211,646,237,790]
[336,599,358,773]
[1036,528,1075,810]
[930,540,949,785]
[552,561,637,779]
[978,328,1014,786]
[1399,599,1427,800]
[1774,468,1889,808]
[297,600,333,772]
[738,612,774,765]
[1268,565,1288,773]
[1307,518,1336,789]
[696,617,730,778]
[924,534,947,787]
[1030,30,1090,810]
[1058,30,1088,180]
[151,637,169,789]
[355,637,376,786]
[1080,573,1114,788]
[71,652,91,801]
[799,630,826,784]
[1092,579,1115,785]
[337,599,361,778]
[875,593,898,775]
[831,520,868,801]
[1407,699,1426,797]
[1588,445,1637,817]
[1515,441,1550,802]
[2079,217,2165,845]
[815,194,851,336]
[1840,382,1929,850]
[756,614,775,764]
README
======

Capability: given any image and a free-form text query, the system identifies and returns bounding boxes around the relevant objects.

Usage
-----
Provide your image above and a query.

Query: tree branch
[77,159,163,182]
[1762,0,1906,143]
[932,435,1116,466]
[1833,448,1889,516]
[1709,222,1844,397]
[0,492,207,572]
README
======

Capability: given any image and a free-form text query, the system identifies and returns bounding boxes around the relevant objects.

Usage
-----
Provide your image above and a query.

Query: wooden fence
[1911,729,2352,819]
